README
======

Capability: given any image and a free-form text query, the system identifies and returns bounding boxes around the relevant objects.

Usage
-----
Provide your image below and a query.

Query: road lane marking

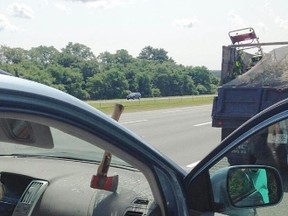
[186,161,200,168]
[122,119,148,125]
[162,109,182,113]
[194,121,211,127]
[162,107,193,114]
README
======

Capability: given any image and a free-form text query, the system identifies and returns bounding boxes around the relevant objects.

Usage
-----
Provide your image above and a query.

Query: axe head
[90,175,119,192]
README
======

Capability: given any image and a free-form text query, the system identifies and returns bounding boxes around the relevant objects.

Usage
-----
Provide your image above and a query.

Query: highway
[119,104,221,168]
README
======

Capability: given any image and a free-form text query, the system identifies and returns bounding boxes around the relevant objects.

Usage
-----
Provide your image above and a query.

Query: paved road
[119,104,221,168]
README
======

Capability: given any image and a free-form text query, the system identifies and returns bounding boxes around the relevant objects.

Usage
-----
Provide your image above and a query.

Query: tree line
[0,43,219,100]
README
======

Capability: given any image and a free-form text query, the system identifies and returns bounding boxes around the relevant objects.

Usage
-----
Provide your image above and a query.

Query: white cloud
[256,22,268,34]
[228,11,246,28]
[65,0,97,2]
[56,3,72,14]
[275,16,288,30]
[0,13,20,32]
[7,3,34,19]
[263,0,271,8]
[173,17,199,28]
[65,0,135,9]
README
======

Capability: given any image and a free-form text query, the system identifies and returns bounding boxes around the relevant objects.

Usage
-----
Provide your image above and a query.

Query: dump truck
[211,28,288,166]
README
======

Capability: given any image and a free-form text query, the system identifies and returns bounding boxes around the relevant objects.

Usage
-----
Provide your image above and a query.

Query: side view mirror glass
[211,165,283,215]
[228,166,283,207]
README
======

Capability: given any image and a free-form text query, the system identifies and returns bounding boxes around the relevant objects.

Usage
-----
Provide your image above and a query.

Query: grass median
[87,95,214,114]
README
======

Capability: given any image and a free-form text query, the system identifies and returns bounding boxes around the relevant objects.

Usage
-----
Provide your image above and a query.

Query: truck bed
[212,87,288,130]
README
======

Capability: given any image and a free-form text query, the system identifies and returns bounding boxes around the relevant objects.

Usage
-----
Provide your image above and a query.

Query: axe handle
[97,104,124,176]
[111,103,124,122]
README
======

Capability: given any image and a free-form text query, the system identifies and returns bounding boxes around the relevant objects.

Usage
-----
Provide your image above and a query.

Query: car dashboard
[0,156,160,216]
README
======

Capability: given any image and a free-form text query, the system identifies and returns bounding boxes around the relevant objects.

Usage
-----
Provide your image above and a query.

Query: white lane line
[194,121,211,127]
[162,107,193,114]
[162,109,182,114]
[186,161,200,168]
[122,119,148,125]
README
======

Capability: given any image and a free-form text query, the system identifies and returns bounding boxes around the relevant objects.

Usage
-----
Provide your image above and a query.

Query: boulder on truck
[211,27,288,168]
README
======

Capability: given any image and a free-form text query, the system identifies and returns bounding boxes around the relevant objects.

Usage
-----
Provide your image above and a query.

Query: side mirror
[211,165,283,214]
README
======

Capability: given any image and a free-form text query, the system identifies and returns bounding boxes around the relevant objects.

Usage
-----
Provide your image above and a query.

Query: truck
[212,27,288,140]
[211,27,288,166]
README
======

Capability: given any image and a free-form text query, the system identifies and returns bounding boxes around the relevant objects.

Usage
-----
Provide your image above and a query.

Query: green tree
[87,69,128,99]
[1,60,55,86]
[0,46,28,64]
[125,69,138,92]
[46,64,89,99]
[97,51,115,70]
[114,49,133,66]
[79,60,100,83]
[28,46,59,67]
[187,66,216,94]
[136,73,151,97]
[57,42,96,68]
[86,74,105,99]
[182,74,198,95]
[62,42,95,61]
[138,46,172,63]
[152,66,170,96]
[57,52,80,68]
[151,88,161,97]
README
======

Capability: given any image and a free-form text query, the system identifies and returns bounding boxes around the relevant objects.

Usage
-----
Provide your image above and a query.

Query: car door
[185,98,288,216]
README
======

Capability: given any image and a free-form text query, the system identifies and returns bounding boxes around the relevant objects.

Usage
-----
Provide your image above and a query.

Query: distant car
[126,92,141,100]
[0,69,12,76]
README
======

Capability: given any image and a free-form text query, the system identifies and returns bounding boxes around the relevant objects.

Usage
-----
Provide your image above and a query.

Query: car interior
[0,113,162,216]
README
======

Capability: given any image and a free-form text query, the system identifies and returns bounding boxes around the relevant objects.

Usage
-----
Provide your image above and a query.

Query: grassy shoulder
[87,95,215,114]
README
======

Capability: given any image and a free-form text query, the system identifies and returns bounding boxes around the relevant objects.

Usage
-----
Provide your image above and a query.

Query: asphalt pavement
[119,104,221,168]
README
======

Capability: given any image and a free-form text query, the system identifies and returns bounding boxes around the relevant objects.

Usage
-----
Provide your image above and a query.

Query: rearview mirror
[0,118,54,148]
[6,119,33,141]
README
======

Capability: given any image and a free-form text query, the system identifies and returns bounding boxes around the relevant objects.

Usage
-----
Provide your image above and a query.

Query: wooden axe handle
[111,103,124,122]
[97,104,124,176]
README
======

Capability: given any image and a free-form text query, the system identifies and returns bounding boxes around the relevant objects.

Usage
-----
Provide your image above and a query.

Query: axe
[90,103,124,192]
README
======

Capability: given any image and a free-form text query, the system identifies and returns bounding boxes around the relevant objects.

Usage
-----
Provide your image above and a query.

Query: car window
[209,118,288,216]
[0,120,131,168]
[0,116,161,215]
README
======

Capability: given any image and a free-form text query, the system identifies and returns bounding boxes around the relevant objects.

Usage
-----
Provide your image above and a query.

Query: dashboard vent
[21,181,45,204]
[133,198,149,205]
[124,211,143,216]
[12,180,48,216]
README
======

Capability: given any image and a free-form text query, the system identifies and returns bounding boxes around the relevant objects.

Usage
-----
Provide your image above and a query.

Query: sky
[0,0,288,70]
